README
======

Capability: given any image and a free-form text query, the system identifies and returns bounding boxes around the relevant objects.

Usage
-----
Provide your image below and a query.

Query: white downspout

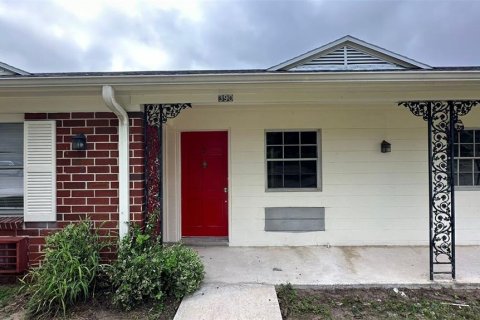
[102,85,130,238]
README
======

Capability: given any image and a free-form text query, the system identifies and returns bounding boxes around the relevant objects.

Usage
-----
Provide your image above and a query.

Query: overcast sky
[0,0,479,73]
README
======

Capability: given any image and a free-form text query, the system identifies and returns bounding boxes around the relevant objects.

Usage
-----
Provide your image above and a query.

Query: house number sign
[218,94,233,102]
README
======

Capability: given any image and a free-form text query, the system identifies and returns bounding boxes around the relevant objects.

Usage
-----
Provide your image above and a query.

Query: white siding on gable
[290,46,403,71]
[24,121,56,222]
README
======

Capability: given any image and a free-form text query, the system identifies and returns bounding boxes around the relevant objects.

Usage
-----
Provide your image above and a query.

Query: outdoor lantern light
[72,133,87,151]
[381,140,391,153]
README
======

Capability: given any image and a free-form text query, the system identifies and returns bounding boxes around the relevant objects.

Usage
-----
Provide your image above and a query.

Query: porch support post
[144,103,191,242]
[399,100,479,280]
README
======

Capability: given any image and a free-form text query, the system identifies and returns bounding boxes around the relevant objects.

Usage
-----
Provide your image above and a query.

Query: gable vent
[290,46,403,71]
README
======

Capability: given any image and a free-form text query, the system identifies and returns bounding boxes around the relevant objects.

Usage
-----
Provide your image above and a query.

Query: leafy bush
[22,220,104,318]
[109,215,164,310]
[162,244,205,299]
[109,213,205,310]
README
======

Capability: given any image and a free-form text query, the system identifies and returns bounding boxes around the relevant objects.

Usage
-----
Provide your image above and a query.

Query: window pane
[265,130,320,190]
[475,160,480,173]
[301,131,317,144]
[266,132,282,145]
[460,130,474,143]
[454,173,458,186]
[0,124,23,166]
[266,146,282,159]
[301,146,317,158]
[284,132,299,145]
[476,144,480,157]
[454,144,459,157]
[268,175,283,188]
[476,130,480,143]
[475,173,480,186]
[0,124,24,211]
[284,161,300,175]
[267,161,283,175]
[460,144,474,157]
[301,174,317,188]
[0,169,23,210]
[284,146,299,158]
[301,161,317,174]
[459,173,473,186]
[284,175,301,188]
[459,159,473,172]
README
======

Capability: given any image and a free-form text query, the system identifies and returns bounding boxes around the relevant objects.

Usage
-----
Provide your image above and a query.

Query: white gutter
[102,85,130,238]
[1,70,480,88]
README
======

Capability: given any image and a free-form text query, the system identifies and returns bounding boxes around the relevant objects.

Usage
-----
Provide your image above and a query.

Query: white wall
[164,103,480,246]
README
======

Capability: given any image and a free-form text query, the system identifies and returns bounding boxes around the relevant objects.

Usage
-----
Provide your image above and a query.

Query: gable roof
[268,35,432,71]
[0,61,29,76]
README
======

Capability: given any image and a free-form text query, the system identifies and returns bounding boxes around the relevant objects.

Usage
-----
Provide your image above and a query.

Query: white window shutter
[24,121,56,222]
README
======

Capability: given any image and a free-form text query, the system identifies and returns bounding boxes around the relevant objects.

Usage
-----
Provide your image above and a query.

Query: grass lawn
[277,284,480,320]
[0,284,181,320]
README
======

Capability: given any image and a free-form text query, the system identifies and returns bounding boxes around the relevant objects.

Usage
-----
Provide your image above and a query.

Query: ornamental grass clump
[22,220,105,318]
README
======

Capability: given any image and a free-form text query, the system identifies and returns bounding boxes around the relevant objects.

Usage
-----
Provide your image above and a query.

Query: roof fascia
[0,70,479,90]
[268,35,431,71]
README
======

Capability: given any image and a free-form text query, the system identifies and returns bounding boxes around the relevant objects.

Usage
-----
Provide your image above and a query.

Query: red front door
[181,131,228,237]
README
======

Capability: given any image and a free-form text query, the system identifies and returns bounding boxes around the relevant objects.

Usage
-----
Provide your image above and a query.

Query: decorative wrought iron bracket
[144,103,192,241]
[399,100,479,280]
[145,103,192,127]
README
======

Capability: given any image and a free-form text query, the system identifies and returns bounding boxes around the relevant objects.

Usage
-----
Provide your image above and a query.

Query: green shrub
[22,220,104,318]
[109,215,164,310]
[162,244,205,299]
[109,213,205,310]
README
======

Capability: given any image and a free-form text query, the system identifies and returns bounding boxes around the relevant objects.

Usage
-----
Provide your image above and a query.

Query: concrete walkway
[174,283,281,320]
[175,246,480,319]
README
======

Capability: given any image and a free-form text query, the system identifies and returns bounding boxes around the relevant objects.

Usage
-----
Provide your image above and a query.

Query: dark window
[266,130,319,190]
[0,123,24,215]
[453,129,480,187]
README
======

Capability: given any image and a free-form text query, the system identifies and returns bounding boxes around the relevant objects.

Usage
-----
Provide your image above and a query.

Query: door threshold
[181,237,229,247]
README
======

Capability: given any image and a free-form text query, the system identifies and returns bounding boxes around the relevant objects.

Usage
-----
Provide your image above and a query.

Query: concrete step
[181,237,229,247]
[174,283,282,320]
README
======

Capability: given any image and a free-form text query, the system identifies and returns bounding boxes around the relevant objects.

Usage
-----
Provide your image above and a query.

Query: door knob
[224,187,228,193]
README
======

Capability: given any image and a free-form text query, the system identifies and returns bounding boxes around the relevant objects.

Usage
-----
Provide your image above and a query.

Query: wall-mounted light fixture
[381,140,391,153]
[72,133,87,151]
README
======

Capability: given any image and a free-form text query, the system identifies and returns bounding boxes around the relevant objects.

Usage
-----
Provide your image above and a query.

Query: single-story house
[0,36,479,280]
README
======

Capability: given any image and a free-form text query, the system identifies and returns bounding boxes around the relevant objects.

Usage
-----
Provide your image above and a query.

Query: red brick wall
[0,112,145,266]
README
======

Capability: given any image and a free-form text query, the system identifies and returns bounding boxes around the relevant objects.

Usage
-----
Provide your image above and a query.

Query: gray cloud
[0,0,479,72]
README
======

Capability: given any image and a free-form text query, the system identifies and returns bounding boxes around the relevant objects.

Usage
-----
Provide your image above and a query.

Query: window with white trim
[0,123,24,215]
[265,130,320,190]
[454,129,480,187]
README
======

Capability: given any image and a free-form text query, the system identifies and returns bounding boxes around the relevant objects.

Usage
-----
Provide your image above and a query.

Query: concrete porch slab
[174,283,282,320]
[194,246,480,286]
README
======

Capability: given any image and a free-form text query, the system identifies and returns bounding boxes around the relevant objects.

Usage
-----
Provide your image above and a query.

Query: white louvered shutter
[24,121,56,222]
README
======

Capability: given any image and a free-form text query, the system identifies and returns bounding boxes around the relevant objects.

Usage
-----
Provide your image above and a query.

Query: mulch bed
[0,287,181,320]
